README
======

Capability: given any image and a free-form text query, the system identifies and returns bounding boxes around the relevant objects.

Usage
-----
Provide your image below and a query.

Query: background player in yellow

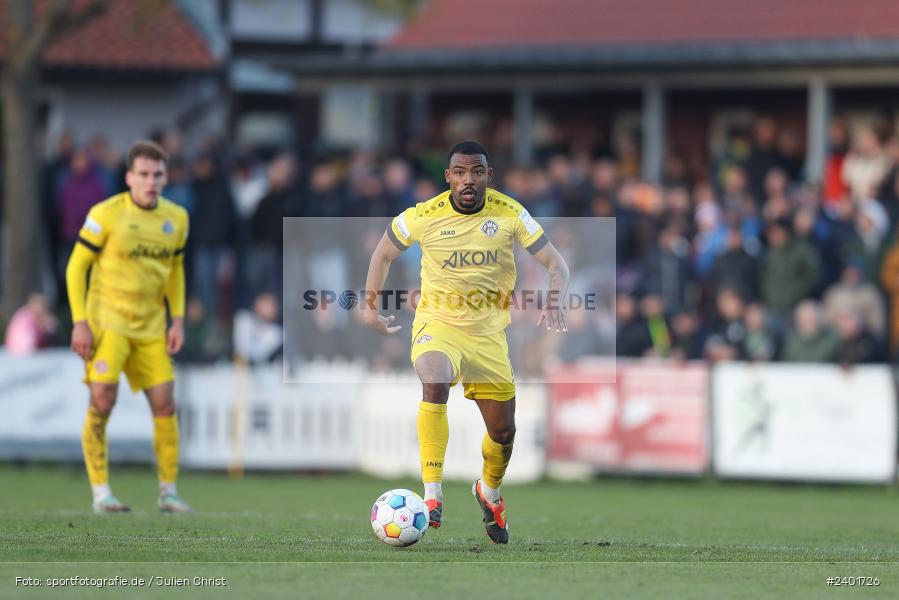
[363,140,570,543]
[66,140,192,514]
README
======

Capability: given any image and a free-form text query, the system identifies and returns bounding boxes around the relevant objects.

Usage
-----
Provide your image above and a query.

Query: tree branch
[10,0,108,72]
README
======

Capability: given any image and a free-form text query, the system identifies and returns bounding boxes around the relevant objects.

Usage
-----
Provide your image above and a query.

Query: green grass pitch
[1,465,897,598]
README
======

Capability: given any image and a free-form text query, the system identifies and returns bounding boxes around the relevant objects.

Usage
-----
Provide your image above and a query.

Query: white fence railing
[0,351,895,483]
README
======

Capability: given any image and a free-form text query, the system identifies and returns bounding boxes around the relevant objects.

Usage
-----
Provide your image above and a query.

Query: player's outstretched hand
[167,317,185,355]
[537,307,568,333]
[71,321,94,360]
[362,311,402,336]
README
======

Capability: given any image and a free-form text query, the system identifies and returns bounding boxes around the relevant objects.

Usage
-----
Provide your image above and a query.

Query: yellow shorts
[84,328,174,393]
[409,320,515,401]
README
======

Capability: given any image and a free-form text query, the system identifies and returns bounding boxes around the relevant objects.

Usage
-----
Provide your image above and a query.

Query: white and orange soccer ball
[370,489,429,547]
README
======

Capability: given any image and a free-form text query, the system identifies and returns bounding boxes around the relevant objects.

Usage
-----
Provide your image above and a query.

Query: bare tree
[1,0,107,321]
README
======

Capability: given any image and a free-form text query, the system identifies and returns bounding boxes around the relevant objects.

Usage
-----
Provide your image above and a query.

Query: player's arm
[164,251,186,355]
[66,208,108,360]
[362,230,405,335]
[165,215,188,355]
[532,241,570,333]
[66,243,98,359]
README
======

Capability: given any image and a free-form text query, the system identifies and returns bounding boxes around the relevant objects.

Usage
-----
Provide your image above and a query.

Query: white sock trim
[423,482,443,502]
[479,480,501,504]
[91,484,112,503]
[159,482,177,496]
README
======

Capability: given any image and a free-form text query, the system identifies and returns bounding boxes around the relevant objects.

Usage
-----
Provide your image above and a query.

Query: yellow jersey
[75,193,189,339]
[389,188,546,335]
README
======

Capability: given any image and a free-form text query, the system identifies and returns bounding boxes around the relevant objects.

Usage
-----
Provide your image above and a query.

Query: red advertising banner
[547,360,709,473]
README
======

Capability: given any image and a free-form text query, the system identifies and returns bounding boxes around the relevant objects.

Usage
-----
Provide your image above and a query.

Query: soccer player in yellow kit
[363,141,570,543]
[66,140,192,514]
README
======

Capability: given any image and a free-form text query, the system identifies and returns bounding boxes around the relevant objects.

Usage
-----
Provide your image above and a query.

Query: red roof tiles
[0,0,217,71]
[387,0,899,51]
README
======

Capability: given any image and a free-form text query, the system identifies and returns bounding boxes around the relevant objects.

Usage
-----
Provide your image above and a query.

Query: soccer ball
[370,489,429,547]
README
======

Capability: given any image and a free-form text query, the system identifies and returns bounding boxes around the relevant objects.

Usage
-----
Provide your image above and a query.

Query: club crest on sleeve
[481,219,499,237]
[416,335,432,344]
[162,220,174,235]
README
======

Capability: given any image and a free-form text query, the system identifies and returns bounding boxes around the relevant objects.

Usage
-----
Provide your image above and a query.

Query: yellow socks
[82,407,110,497]
[417,401,449,486]
[153,415,180,493]
[481,432,514,491]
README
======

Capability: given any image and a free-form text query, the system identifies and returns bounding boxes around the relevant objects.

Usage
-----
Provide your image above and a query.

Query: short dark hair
[447,140,489,164]
[127,140,168,170]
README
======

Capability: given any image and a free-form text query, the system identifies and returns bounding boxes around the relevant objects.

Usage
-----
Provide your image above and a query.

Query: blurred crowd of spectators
[4,113,899,371]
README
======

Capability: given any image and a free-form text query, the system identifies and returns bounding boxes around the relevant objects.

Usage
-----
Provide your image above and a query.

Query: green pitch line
[0,466,897,598]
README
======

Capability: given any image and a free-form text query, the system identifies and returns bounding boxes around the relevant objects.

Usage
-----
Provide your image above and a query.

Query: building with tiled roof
[0,0,224,152]
[0,0,219,71]
[275,0,899,181]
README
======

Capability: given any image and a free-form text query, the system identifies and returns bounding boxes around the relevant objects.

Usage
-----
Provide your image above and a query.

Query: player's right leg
[83,383,130,513]
[412,345,457,530]
[82,328,131,513]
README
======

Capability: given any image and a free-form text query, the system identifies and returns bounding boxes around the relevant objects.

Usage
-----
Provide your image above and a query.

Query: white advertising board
[712,363,896,483]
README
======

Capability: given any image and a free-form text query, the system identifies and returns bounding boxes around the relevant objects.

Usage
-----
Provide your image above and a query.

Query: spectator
[841,126,889,203]
[57,147,108,271]
[744,116,780,205]
[615,293,651,357]
[640,294,672,357]
[233,293,283,365]
[304,159,347,217]
[383,158,418,215]
[87,133,122,195]
[879,229,899,356]
[544,153,583,218]
[709,227,760,301]
[190,153,238,321]
[670,310,706,361]
[775,128,803,182]
[834,308,883,365]
[822,263,886,341]
[163,157,195,215]
[693,197,728,279]
[839,198,889,280]
[780,300,839,362]
[761,218,821,317]
[180,298,230,364]
[642,224,692,314]
[709,286,747,358]
[230,153,269,220]
[742,303,778,361]
[249,152,299,297]
[876,135,899,224]
[3,294,58,355]
[823,117,850,205]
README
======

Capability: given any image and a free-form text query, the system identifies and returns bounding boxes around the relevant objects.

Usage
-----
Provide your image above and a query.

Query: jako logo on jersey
[481,219,499,237]
[130,244,173,259]
[441,249,499,269]
[416,335,432,344]
[440,230,455,236]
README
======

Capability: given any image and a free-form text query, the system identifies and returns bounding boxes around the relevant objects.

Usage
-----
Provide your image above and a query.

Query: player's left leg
[472,397,514,543]
[144,382,192,513]
[410,321,463,529]
[127,336,192,513]
[475,397,516,498]
[82,328,131,513]
[463,329,515,543]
